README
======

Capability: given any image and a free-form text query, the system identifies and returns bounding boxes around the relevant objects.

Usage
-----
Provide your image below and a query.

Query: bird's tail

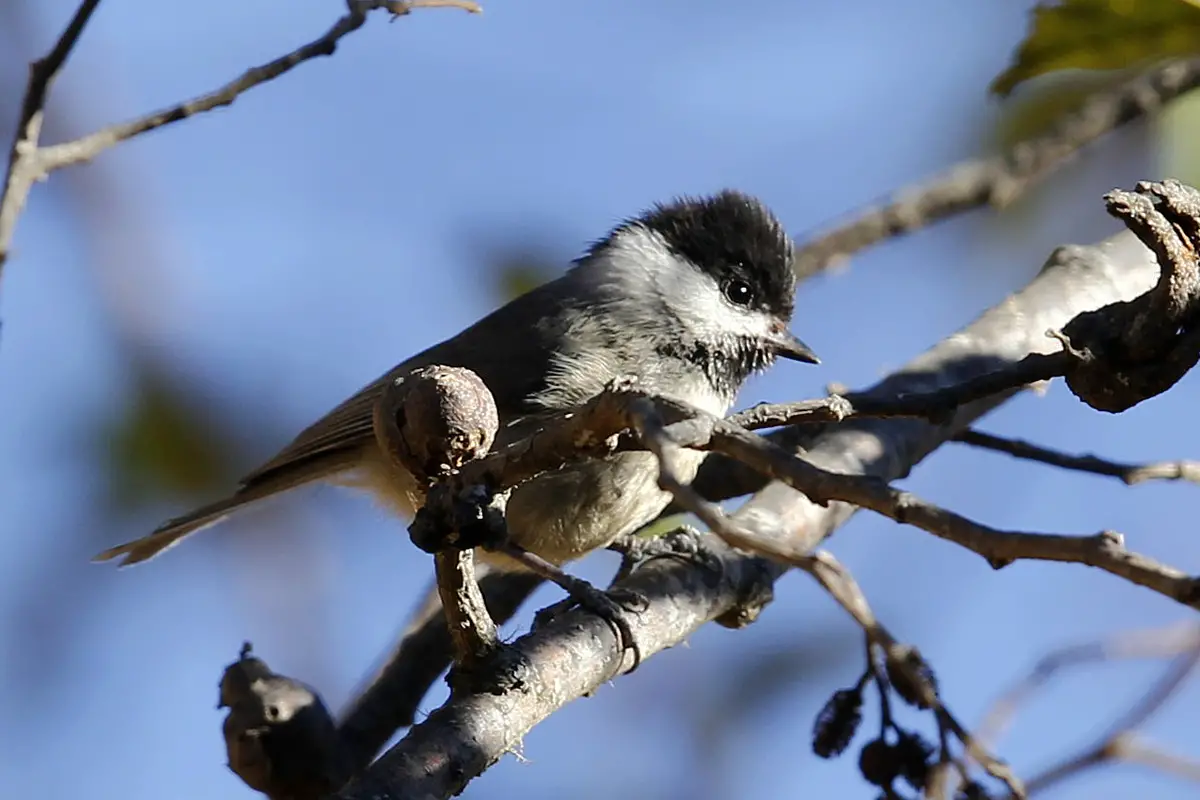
[93,451,357,567]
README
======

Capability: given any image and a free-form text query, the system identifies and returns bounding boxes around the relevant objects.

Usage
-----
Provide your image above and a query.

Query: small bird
[95,190,818,570]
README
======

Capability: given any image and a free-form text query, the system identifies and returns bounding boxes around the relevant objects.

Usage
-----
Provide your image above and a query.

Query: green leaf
[992,0,1200,97]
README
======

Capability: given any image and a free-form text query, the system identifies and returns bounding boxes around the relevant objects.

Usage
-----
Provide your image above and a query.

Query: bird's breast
[501,448,707,566]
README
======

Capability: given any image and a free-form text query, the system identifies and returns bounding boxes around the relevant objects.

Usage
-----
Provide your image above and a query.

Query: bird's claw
[533,584,646,668]
[608,525,725,585]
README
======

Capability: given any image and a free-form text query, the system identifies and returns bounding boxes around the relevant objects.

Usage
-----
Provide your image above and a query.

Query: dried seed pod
[374,365,499,487]
[858,737,901,788]
[812,687,864,758]
[886,644,939,709]
[894,730,935,791]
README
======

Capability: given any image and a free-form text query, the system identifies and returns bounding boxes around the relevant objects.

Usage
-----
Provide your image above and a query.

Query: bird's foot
[532,583,647,669]
[608,524,726,585]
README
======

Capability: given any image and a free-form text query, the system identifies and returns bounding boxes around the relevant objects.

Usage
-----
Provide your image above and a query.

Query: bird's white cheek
[682,299,775,344]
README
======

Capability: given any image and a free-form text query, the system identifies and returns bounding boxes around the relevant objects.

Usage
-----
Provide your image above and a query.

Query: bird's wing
[239,276,573,491]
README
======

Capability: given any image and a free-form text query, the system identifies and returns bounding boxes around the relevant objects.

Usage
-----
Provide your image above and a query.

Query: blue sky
[1,1,1198,798]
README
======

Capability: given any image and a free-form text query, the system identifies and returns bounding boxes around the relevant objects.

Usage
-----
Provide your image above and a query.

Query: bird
[94,189,818,571]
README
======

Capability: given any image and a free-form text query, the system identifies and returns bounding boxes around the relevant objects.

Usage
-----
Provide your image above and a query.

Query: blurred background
[2,1,1198,798]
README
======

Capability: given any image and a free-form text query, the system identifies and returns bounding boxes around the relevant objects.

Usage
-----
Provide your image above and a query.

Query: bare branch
[952,428,1200,486]
[33,0,473,175]
[632,398,1023,794]
[335,569,543,773]
[986,624,1200,797]
[703,420,1200,610]
[0,0,101,273]
[0,0,479,281]
[433,550,499,674]
[1114,737,1200,785]
[977,622,1200,752]
[792,58,1200,277]
[794,180,1200,420]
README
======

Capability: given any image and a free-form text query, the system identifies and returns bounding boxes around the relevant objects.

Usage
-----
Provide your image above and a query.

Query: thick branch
[335,569,543,773]
[337,540,763,800]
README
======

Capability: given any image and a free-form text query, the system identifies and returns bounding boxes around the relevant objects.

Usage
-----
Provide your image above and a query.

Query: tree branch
[972,623,1200,797]
[632,398,1024,795]
[0,0,101,274]
[701,419,1200,609]
[335,568,543,773]
[0,0,479,279]
[792,58,1200,278]
[952,428,1200,486]
[433,550,499,674]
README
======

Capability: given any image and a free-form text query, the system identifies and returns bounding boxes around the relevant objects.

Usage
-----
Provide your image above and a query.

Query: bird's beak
[769,326,820,364]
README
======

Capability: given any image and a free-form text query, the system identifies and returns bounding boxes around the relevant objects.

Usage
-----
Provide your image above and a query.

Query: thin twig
[953,429,1200,486]
[792,58,1200,277]
[433,550,498,670]
[977,622,1200,750]
[1022,642,1200,797]
[34,0,476,174]
[630,400,1025,797]
[0,0,479,279]
[1114,736,1200,784]
[971,623,1200,797]
[727,352,1069,431]
[0,0,102,273]
[678,414,1200,612]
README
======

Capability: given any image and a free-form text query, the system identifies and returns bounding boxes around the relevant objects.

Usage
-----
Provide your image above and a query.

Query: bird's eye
[722,278,755,307]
